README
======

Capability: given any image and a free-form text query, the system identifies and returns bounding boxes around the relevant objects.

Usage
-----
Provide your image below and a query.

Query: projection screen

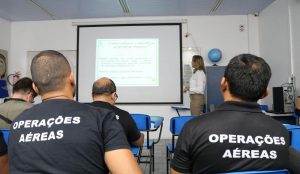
[77,23,182,104]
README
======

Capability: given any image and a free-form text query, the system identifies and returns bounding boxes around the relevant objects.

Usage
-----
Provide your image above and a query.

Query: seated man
[0,132,8,174]
[89,77,144,147]
[171,54,297,173]
[8,50,142,174]
[0,77,37,128]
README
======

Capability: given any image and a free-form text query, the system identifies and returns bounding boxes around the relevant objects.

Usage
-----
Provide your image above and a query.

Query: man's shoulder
[112,106,130,117]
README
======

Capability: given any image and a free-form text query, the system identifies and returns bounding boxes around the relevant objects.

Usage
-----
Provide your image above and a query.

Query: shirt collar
[4,98,26,103]
[216,101,262,113]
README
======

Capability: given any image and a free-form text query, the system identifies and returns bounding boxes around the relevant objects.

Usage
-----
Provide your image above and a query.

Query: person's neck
[42,91,72,101]
[93,96,114,105]
[11,93,27,101]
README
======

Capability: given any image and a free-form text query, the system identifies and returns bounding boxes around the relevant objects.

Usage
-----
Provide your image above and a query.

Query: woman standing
[184,55,206,116]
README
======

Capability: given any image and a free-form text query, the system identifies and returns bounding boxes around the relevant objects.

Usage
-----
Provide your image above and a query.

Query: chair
[131,146,142,163]
[260,105,269,111]
[166,116,194,174]
[130,114,164,174]
[0,128,9,144]
[284,124,300,151]
[223,169,289,173]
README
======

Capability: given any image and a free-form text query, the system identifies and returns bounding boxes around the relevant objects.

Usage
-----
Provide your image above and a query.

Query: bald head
[31,50,71,95]
[92,77,116,97]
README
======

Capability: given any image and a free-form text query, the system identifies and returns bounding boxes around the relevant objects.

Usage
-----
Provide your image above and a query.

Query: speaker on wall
[273,87,284,113]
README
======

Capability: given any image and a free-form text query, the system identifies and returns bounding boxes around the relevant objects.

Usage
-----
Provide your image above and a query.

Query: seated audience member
[0,132,8,174]
[89,77,144,147]
[171,54,299,174]
[0,77,37,128]
[8,50,142,174]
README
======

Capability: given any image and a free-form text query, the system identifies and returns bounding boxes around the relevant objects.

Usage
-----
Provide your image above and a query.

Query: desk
[263,111,299,125]
[171,105,190,116]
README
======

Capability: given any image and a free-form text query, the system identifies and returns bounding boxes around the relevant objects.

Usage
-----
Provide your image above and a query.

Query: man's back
[89,101,141,145]
[0,99,33,128]
[9,99,129,174]
[172,101,289,174]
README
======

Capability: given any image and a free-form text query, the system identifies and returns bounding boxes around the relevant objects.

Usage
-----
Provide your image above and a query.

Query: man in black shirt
[8,50,142,174]
[89,77,144,147]
[0,132,8,174]
[171,54,299,174]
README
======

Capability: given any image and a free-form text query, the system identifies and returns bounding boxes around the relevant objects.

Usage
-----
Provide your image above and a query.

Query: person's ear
[69,72,75,87]
[32,83,39,95]
[260,88,269,99]
[221,77,228,92]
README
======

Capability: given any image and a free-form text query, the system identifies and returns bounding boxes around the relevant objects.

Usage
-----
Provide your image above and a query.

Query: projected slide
[95,39,159,86]
[77,24,182,103]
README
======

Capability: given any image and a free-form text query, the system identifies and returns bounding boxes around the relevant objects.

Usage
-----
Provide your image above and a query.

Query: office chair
[131,114,164,174]
[166,116,194,174]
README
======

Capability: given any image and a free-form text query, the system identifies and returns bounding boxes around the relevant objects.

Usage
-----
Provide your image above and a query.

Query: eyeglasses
[114,93,118,101]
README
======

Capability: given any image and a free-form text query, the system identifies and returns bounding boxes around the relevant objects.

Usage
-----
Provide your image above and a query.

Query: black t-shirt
[89,101,141,145]
[171,101,290,174]
[0,132,7,156]
[8,99,129,174]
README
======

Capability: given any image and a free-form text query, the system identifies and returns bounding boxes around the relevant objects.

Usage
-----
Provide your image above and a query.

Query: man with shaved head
[171,54,300,174]
[8,50,142,174]
[89,77,144,147]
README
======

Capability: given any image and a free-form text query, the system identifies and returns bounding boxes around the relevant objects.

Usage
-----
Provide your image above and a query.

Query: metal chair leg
[166,146,169,174]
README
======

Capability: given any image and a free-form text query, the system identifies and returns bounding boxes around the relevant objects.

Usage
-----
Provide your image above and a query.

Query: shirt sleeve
[0,132,7,156]
[125,112,142,143]
[189,70,206,94]
[171,124,193,173]
[101,111,130,152]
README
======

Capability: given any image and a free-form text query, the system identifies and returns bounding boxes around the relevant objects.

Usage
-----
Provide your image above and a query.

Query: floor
[139,139,170,174]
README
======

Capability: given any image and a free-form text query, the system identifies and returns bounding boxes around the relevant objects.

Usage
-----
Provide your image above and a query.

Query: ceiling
[0,0,275,22]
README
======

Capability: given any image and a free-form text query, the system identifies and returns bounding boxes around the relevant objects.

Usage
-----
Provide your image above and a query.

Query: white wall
[0,18,11,54]
[9,15,258,139]
[288,0,300,96]
[259,0,300,108]
[259,0,292,107]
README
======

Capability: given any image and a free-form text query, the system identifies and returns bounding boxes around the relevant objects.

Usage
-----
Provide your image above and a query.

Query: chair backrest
[284,124,300,151]
[131,114,151,131]
[0,128,10,144]
[170,116,194,135]
[260,105,269,111]
[224,169,289,174]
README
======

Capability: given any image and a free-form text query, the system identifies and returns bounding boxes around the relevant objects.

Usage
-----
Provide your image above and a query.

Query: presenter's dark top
[171,101,290,174]
[89,101,141,145]
[8,99,129,174]
[0,132,7,156]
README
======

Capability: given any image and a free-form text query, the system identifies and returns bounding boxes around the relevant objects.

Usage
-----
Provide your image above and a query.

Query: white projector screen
[77,24,182,104]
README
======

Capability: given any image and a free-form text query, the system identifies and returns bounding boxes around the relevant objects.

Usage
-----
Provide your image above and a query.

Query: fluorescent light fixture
[30,0,55,19]
[209,0,223,15]
[118,0,130,15]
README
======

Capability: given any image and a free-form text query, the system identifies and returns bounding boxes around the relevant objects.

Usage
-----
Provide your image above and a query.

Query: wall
[288,0,300,96]
[259,0,292,107]
[0,18,11,55]
[9,15,258,139]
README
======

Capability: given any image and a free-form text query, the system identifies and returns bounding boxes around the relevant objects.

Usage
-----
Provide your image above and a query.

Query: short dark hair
[31,50,71,95]
[13,77,37,97]
[224,54,271,102]
[92,78,116,97]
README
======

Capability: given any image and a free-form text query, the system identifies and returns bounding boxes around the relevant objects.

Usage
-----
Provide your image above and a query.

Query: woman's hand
[183,86,189,93]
